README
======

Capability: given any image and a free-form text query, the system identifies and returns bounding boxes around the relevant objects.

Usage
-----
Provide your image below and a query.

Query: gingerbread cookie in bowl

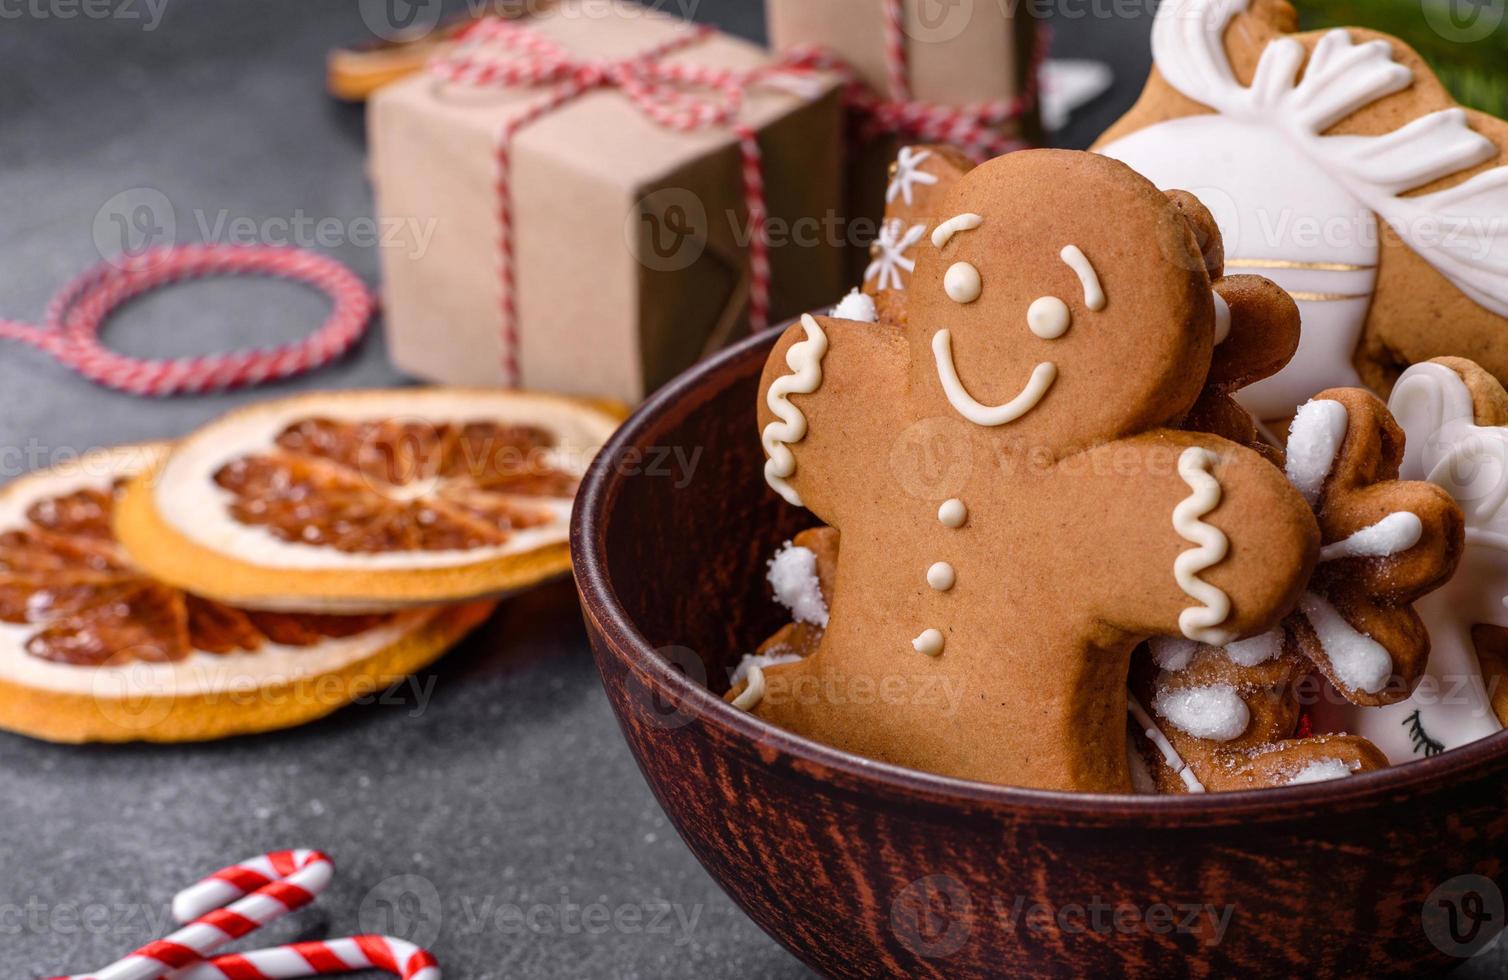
[1315,358,1508,761]
[1096,0,1508,423]
[853,145,975,322]
[739,148,1323,793]
[1133,387,1465,792]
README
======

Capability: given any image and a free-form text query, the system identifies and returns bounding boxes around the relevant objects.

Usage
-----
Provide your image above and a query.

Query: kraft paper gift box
[369,3,845,403]
[766,0,1040,283]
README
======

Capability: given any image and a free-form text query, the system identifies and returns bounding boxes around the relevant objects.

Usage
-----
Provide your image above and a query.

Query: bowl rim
[572,320,1508,823]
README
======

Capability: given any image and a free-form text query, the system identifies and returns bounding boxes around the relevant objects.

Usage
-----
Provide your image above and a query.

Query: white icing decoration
[1149,636,1199,672]
[1153,683,1251,742]
[1319,511,1424,562]
[1127,738,1159,794]
[1211,291,1232,345]
[865,220,928,292]
[1316,362,1508,762]
[931,213,982,250]
[1285,399,1349,507]
[1128,692,1206,792]
[1299,592,1391,695]
[732,662,768,711]
[1101,0,1508,419]
[938,498,968,528]
[1172,447,1234,645]
[912,628,945,656]
[831,288,878,323]
[1060,245,1106,311]
[926,561,956,591]
[762,314,829,507]
[887,146,939,206]
[730,650,803,688]
[932,330,1057,427]
[944,262,982,304]
[1224,629,1282,667]
[768,541,828,628]
[1027,297,1072,340]
[1285,757,1356,785]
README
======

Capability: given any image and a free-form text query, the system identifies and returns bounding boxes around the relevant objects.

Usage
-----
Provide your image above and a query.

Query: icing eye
[944,262,982,304]
[1027,296,1071,339]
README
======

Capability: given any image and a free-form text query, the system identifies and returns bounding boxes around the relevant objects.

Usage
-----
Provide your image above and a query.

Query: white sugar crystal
[1153,684,1251,742]
[1224,630,1282,667]
[1286,399,1349,506]
[831,289,878,323]
[1286,758,1357,785]
[1149,636,1199,672]
[768,541,828,627]
[729,650,804,686]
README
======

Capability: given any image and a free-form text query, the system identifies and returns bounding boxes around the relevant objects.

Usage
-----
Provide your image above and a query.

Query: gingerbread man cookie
[742,149,1321,793]
[858,145,975,321]
[1134,388,1464,791]
[1096,0,1508,422]
[1315,358,1508,761]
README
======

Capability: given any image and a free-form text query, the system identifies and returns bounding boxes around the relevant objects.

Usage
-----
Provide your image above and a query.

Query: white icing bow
[1153,0,1508,316]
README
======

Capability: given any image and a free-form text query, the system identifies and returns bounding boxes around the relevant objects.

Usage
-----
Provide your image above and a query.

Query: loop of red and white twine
[48,850,439,980]
[0,245,375,397]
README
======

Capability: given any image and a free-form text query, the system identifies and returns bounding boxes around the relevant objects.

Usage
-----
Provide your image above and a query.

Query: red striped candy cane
[0,245,375,397]
[46,850,439,980]
[180,937,439,980]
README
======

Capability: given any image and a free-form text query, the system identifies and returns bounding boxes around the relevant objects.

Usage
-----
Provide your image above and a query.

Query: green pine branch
[1296,0,1508,116]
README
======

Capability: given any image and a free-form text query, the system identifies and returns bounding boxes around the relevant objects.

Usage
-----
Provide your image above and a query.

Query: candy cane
[46,851,439,980]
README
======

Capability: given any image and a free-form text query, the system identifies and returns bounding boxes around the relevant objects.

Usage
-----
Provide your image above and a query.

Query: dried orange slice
[0,444,495,743]
[115,389,620,611]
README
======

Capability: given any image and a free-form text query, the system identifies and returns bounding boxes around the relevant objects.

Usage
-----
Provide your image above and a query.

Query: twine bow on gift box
[428,18,783,386]
[780,0,1049,162]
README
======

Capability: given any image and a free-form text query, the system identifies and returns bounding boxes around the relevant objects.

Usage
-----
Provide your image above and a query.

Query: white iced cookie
[1099,0,1508,420]
[1314,362,1508,762]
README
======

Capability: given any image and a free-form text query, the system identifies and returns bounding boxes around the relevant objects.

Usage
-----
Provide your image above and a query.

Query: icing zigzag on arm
[1153,0,1508,316]
[762,314,829,508]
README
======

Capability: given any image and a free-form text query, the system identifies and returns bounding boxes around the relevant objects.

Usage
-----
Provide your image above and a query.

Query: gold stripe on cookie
[1285,290,1372,302]
[1226,258,1376,272]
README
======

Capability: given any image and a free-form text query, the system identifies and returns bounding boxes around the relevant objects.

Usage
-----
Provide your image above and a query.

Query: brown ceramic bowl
[571,324,1508,978]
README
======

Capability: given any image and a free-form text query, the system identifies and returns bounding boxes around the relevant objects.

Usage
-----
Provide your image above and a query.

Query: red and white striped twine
[47,850,439,980]
[787,2,1051,163]
[431,18,773,386]
[0,245,375,397]
[428,2,1046,385]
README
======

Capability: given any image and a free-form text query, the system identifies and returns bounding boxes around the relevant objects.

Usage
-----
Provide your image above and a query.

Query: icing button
[927,562,956,591]
[938,498,967,528]
[912,629,945,657]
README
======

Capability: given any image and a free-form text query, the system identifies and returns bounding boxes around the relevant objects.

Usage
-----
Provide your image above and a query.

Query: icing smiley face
[910,152,1218,450]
